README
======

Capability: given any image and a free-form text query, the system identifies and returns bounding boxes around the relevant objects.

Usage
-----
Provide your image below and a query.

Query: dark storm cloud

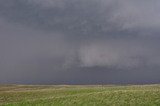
[0,0,160,84]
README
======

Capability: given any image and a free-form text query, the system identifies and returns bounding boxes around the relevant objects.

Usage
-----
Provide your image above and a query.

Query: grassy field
[0,84,160,106]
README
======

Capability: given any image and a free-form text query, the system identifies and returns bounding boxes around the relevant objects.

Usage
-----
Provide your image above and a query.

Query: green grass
[0,84,160,106]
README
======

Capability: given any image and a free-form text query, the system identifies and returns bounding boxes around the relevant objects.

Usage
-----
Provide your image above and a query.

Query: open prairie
[0,84,160,106]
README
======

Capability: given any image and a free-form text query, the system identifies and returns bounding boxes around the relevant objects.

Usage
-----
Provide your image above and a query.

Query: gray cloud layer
[0,0,160,84]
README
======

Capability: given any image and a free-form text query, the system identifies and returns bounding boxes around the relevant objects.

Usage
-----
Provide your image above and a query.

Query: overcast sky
[0,0,160,84]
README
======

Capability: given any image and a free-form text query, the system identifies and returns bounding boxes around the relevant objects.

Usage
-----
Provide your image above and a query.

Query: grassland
[0,84,160,106]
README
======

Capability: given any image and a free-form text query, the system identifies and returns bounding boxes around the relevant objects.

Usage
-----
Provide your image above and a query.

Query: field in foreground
[0,84,160,106]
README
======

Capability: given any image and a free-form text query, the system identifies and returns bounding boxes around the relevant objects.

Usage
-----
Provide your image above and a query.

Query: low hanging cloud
[0,0,160,84]
[78,38,160,69]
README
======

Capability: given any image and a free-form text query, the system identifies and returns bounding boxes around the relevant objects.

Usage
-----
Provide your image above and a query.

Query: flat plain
[0,84,160,106]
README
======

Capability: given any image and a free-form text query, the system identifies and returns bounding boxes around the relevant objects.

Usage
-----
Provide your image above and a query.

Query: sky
[0,0,160,84]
